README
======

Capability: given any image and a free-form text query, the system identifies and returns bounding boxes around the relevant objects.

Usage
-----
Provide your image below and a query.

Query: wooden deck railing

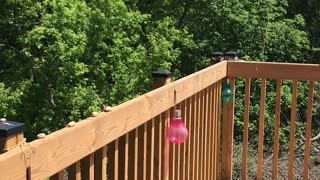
[1,61,320,180]
[0,61,226,180]
[228,61,320,180]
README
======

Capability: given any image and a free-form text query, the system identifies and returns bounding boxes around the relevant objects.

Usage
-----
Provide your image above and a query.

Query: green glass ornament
[222,83,233,103]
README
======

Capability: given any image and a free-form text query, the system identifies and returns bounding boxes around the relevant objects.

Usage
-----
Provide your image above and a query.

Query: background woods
[0,0,319,155]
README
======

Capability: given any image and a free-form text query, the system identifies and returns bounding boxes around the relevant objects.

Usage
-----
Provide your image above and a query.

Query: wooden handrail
[228,61,320,80]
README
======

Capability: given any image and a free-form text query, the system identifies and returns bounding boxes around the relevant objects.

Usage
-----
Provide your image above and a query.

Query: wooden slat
[200,90,204,180]
[151,118,155,179]
[157,114,163,180]
[272,80,282,180]
[256,78,267,180]
[143,123,147,180]
[146,120,152,180]
[119,135,127,180]
[216,81,222,179]
[163,110,170,180]
[154,115,160,180]
[212,83,217,179]
[205,88,210,180]
[114,139,119,180]
[186,97,192,180]
[303,81,314,180]
[208,85,212,180]
[176,105,181,180]
[0,62,227,180]
[125,134,129,180]
[228,61,320,81]
[94,146,106,180]
[196,91,201,180]
[51,171,64,180]
[242,78,251,180]
[128,130,135,180]
[189,95,195,180]
[207,85,213,180]
[107,142,115,180]
[221,78,235,179]
[81,154,94,180]
[180,100,186,180]
[68,161,80,180]
[288,80,298,179]
[134,128,139,180]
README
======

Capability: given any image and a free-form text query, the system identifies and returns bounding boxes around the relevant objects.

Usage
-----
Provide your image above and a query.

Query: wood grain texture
[272,80,282,180]
[0,61,227,180]
[288,80,298,179]
[221,79,235,180]
[228,61,320,81]
[241,78,251,180]
[303,81,314,180]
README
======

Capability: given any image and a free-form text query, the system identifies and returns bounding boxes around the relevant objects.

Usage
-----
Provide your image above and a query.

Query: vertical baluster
[186,97,192,180]
[158,114,163,180]
[150,118,155,179]
[197,91,201,180]
[94,146,106,180]
[221,78,235,179]
[134,128,139,180]
[288,80,298,179]
[257,78,267,180]
[207,85,213,180]
[212,83,217,179]
[303,81,314,180]
[216,80,222,179]
[203,88,208,180]
[242,78,251,180]
[272,80,282,180]
[128,130,135,180]
[180,100,186,180]
[51,171,64,180]
[189,95,196,180]
[115,139,119,180]
[125,134,129,180]
[153,115,160,180]
[81,153,94,180]
[68,161,81,180]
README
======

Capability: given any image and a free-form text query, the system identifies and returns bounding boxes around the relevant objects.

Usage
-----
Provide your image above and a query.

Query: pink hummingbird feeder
[166,110,188,144]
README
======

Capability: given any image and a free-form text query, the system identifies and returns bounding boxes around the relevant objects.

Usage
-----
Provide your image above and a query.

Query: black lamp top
[0,119,24,138]
[211,52,224,57]
[225,51,237,56]
[152,70,172,78]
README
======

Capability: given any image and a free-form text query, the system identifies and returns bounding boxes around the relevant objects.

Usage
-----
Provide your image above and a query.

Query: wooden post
[221,51,237,180]
[152,70,172,180]
[221,79,235,180]
[0,118,24,154]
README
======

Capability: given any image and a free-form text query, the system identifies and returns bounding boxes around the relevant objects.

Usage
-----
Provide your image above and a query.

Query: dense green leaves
[0,0,318,142]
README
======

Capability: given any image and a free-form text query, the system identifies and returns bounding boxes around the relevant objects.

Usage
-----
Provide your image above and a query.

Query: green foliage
[0,0,317,144]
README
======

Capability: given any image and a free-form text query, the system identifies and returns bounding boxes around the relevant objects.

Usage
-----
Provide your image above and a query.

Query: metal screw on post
[0,118,24,153]
[224,51,238,61]
[211,52,224,65]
